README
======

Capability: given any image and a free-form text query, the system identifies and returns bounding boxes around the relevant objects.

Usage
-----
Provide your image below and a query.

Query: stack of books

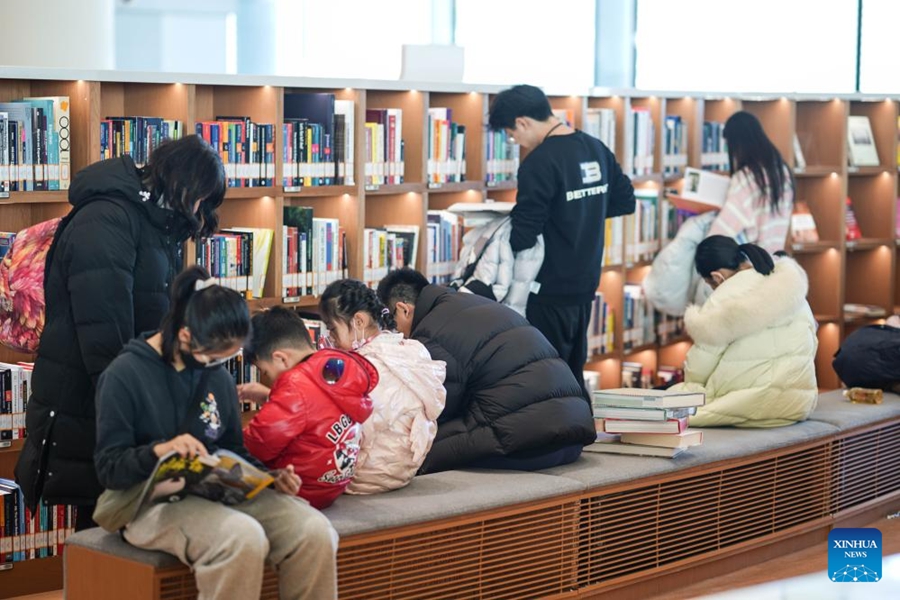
[586,388,705,458]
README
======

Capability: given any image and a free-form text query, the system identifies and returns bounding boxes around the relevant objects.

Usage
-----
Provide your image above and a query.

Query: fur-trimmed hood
[684,257,809,347]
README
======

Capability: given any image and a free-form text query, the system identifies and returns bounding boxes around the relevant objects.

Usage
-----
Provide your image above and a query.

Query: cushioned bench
[65,390,900,600]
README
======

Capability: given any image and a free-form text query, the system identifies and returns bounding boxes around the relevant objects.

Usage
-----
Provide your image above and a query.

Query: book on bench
[583,440,687,458]
[593,387,705,409]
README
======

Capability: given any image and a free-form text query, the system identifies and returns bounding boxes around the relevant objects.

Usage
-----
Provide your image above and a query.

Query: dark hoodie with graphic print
[94,333,263,492]
[16,156,197,510]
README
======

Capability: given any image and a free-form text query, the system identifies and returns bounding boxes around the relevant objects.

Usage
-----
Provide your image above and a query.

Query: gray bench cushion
[323,469,586,537]
[807,390,900,431]
[544,419,840,488]
[66,527,181,568]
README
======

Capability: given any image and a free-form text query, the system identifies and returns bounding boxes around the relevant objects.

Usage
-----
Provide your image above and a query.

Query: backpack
[0,218,64,353]
[0,197,107,353]
[833,324,900,389]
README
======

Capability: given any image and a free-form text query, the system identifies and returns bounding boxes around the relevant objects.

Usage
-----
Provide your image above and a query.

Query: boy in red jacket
[240,308,377,509]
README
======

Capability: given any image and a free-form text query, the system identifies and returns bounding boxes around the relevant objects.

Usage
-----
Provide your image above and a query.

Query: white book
[593,387,705,409]
[583,441,687,458]
[847,115,880,167]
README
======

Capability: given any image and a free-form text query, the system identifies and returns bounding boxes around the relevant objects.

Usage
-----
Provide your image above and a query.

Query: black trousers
[526,296,592,402]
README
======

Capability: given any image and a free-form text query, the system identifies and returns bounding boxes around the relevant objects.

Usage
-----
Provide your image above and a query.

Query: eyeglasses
[195,348,243,368]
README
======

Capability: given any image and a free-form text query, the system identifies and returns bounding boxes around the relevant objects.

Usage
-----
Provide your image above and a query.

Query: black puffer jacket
[411,285,596,473]
[15,156,194,509]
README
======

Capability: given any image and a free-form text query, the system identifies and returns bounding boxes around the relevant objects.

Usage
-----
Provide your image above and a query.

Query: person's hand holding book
[238,382,271,405]
[272,464,301,496]
[153,433,209,459]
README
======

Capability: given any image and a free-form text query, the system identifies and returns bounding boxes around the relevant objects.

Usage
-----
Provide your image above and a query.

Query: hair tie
[194,278,218,292]
[381,307,390,316]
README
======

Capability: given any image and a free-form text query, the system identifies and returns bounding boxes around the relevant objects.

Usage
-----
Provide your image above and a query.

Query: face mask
[180,347,241,371]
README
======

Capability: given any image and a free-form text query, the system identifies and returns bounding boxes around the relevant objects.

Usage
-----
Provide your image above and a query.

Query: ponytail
[737,243,775,275]
[320,278,397,331]
[160,265,250,360]
[695,235,774,279]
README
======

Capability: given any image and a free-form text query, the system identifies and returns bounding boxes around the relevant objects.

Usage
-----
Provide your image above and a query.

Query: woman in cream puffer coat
[670,236,818,427]
[320,279,446,493]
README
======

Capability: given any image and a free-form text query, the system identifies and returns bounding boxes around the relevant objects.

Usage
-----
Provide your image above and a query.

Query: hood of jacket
[685,257,809,347]
[292,349,378,422]
[357,332,447,421]
[68,155,195,241]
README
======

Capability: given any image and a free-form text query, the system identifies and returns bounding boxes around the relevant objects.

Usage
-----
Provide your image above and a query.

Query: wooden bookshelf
[6,69,900,594]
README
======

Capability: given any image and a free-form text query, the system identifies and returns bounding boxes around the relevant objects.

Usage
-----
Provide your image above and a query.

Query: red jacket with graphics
[243,349,377,509]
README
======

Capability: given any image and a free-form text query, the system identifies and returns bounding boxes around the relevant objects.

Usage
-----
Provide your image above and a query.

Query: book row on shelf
[0,96,70,192]
[0,483,77,564]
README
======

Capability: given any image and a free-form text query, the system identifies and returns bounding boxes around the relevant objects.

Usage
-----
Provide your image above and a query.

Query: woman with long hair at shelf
[708,110,795,253]
[668,236,818,427]
[16,134,226,531]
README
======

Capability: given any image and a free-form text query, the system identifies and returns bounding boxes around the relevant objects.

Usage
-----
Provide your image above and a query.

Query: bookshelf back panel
[816,322,841,390]
[658,340,691,370]
[702,98,742,124]
[427,189,486,212]
[845,246,893,311]
[366,90,427,184]
[429,92,486,182]
[548,95,585,130]
[847,173,896,239]
[197,85,279,125]
[584,357,622,390]
[795,100,847,167]
[796,250,842,318]
[742,99,794,164]
[100,82,190,124]
[794,176,845,243]
[850,100,898,169]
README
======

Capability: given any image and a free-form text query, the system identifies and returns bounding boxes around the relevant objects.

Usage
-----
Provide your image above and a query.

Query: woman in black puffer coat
[377,268,596,474]
[15,135,226,529]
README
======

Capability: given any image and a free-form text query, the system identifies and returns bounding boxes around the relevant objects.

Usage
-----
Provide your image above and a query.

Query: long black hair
[723,111,792,215]
[320,279,396,331]
[140,135,226,239]
[695,235,775,279]
[160,265,250,360]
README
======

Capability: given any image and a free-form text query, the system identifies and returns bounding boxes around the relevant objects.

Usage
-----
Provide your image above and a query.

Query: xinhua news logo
[828,528,882,583]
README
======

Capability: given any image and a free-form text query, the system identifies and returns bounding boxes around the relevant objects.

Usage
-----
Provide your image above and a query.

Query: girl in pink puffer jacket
[319,279,446,494]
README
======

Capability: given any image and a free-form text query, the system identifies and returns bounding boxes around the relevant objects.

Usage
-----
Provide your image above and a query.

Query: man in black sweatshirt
[488,85,636,398]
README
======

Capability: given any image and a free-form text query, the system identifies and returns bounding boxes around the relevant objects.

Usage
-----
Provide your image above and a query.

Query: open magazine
[139,449,273,509]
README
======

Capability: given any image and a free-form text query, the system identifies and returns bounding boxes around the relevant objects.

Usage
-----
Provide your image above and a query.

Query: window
[635,0,858,93]
[274,0,432,79]
[859,0,900,93]
[455,0,596,91]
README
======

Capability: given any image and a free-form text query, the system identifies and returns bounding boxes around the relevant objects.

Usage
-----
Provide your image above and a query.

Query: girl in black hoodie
[94,266,338,600]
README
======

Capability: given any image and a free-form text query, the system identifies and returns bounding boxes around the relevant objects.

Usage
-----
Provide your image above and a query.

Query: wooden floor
[10,514,900,600]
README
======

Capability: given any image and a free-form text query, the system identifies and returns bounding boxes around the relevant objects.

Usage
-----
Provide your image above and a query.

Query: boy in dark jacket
[240,308,377,509]
[377,268,596,474]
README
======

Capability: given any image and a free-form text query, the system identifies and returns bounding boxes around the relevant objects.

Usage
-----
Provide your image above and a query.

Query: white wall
[1,0,115,69]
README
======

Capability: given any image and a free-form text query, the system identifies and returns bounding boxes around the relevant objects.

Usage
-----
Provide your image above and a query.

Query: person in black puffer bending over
[377,268,596,473]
